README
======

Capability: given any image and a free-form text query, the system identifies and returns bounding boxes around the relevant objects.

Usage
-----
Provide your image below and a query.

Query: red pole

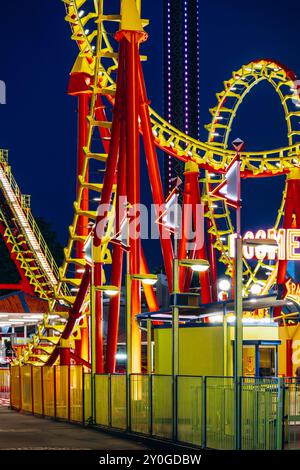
[190,171,212,304]
[92,44,126,373]
[125,34,142,374]
[286,338,293,377]
[75,93,89,361]
[207,220,218,301]
[106,118,127,373]
[178,171,193,292]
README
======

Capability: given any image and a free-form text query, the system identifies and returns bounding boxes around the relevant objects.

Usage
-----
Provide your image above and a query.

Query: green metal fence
[241,378,282,450]
[206,377,235,449]
[130,374,150,434]
[177,376,203,446]
[11,369,284,450]
[111,374,127,430]
[152,375,173,439]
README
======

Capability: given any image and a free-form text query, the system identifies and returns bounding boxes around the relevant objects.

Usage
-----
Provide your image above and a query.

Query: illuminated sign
[229,228,300,261]
[284,278,300,306]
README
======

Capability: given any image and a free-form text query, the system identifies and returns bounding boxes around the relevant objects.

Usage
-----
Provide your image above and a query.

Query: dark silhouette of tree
[35,217,64,266]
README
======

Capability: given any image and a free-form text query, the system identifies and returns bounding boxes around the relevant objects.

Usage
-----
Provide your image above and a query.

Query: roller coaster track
[12,0,300,366]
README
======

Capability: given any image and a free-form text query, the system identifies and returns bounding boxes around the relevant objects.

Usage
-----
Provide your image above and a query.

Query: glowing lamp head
[142,278,157,286]
[190,260,210,272]
[104,289,119,297]
[250,284,261,295]
[218,278,231,292]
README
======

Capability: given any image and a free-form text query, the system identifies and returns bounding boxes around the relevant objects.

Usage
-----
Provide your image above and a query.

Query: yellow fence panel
[32,367,43,415]
[0,368,10,394]
[10,366,20,409]
[206,377,235,450]
[55,366,69,420]
[42,366,55,417]
[177,376,203,446]
[130,374,150,435]
[20,366,32,413]
[111,375,127,430]
[95,374,109,426]
[84,374,92,423]
[152,375,172,439]
[70,366,83,423]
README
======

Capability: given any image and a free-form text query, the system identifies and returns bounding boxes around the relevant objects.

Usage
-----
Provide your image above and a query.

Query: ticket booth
[242,340,281,377]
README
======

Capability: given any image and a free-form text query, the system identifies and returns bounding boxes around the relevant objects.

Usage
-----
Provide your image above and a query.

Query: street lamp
[232,233,278,450]
[171,257,210,440]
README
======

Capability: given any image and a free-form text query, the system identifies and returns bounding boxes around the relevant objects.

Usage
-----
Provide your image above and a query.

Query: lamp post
[230,228,278,450]
[171,257,210,440]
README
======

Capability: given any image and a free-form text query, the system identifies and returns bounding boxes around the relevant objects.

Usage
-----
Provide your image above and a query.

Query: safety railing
[10,369,285,450]
[10,365,85,424]
[92,374,283,450]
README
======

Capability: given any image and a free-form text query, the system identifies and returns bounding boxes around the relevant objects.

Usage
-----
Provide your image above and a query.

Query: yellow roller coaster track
[13,0,300,366]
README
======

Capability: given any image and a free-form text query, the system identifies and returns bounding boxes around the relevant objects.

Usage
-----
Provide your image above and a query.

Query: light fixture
[179,259,210,272]
[116,352,127,361]
[96,285,119,297]
[250,284,261,295]
[142,278,157,286]
[209,315,223,323]
[218,278,231,292]
[131,273,158,286]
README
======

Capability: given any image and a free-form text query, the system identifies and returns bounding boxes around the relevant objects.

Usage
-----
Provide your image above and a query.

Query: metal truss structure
[3,0,299,372]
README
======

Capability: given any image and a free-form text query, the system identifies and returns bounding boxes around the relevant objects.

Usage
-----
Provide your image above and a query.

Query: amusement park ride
[1,0,300,376]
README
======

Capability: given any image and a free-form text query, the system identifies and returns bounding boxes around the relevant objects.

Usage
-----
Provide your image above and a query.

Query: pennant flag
[210,139,244,208]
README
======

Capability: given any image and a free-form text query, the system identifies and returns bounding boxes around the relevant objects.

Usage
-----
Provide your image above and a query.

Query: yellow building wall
[154,326,224,376]
[154,325,280,377]
[278,324,300,376]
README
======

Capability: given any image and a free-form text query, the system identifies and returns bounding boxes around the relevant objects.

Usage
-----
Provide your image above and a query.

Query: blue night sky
[0,0,299,268]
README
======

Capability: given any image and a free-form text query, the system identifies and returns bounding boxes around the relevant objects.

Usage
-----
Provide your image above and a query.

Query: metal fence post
[235,376,242,450]
[18,365,22,411]
[127,374,131,432]
[41,367,44,417]
[276,377,284,450]
[30,366,34,415]
[108,374,112,427]
[149,374,153,436]
[203,376,207,448]
[54,366,57,419]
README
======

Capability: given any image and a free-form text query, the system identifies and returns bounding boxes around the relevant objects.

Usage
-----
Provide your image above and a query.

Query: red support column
[75,93,90,361]
[286,338,293,377]
[124,33,142,374]
[190,169,211,303]
[106,121,127,373]
[178,170,193,292]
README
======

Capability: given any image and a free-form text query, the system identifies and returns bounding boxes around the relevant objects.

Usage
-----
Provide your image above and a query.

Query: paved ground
[0,406,149,450]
